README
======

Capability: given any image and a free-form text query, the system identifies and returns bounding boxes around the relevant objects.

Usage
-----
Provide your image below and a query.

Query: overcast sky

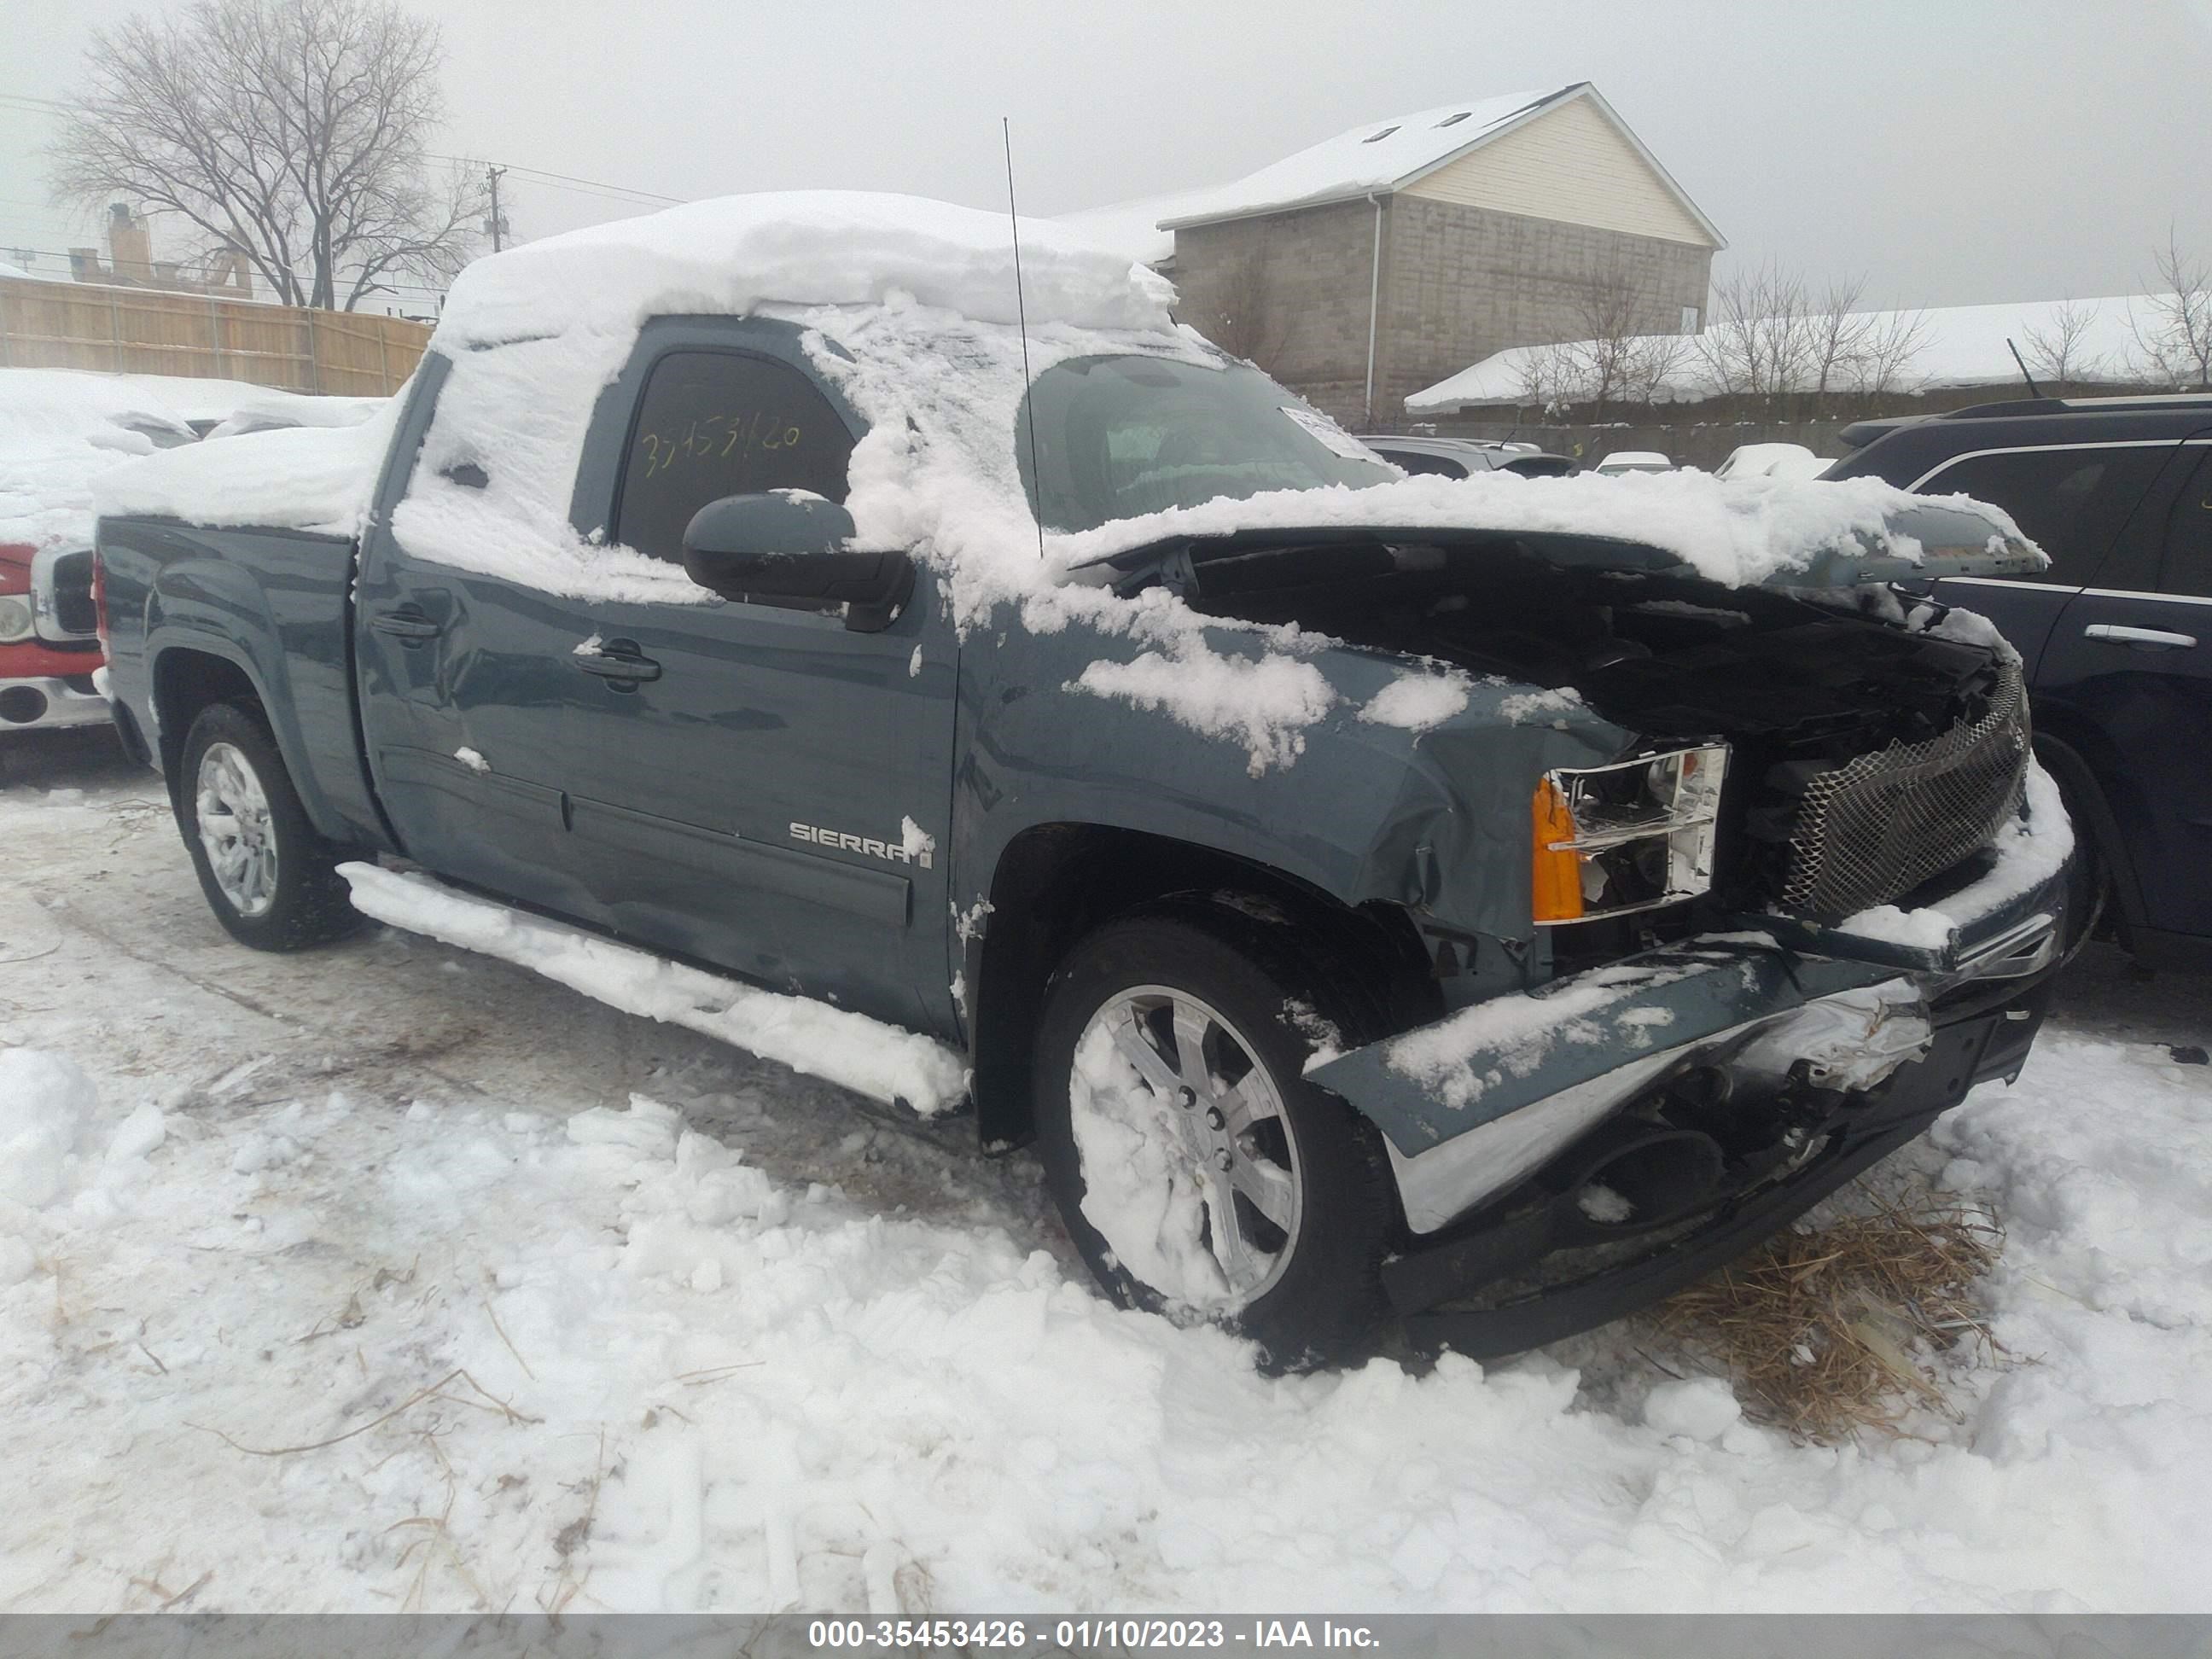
[6,0,2210,312]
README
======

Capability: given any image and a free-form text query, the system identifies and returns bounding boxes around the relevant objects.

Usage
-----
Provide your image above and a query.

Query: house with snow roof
[1060,83,1724,428]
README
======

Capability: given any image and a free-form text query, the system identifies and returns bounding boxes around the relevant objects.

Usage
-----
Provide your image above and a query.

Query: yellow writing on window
[637,410,806,480]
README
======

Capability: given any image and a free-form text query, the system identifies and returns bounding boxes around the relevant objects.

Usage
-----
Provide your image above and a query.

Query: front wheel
[1031,907,1400,1366]
[177,701,363,951]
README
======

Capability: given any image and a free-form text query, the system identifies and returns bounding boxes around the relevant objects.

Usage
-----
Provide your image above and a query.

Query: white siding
[1401,96,1716,247]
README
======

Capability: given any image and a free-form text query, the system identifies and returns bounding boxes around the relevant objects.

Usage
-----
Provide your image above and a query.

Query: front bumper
[1310,867,2065,1357]
[0,673,110,731]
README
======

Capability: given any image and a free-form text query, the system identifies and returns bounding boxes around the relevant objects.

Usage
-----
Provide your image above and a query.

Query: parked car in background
[0,370,385,738]
[1715,442,1832,480]
[94,192,2069,1364]
[1828,393,2212,968]
[1360,434,1580,479]
[1594,451,1673,475]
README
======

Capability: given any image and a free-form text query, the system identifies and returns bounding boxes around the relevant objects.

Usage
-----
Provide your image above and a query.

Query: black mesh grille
[47,550,97,638]
[1779,661,2030,920]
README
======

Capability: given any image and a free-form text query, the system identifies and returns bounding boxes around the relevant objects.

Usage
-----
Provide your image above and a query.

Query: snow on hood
[1045,468,2045,593]
[431,189,1175,350]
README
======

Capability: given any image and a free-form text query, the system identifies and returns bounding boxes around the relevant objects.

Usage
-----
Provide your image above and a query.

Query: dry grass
[1650,1188,2005,1442]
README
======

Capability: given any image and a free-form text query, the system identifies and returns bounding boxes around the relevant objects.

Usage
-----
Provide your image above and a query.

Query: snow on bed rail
[95,403,399,536]
[340,863,966,1115]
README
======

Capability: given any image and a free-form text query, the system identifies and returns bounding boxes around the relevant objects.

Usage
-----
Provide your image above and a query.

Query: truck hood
[1057,472,2044,593]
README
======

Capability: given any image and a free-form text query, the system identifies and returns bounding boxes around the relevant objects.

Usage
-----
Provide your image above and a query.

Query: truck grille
[1778,661,2030,921]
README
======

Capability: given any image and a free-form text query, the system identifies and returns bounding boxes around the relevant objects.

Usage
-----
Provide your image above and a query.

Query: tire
[1031,903,1400,1367]
[177,701,364,951]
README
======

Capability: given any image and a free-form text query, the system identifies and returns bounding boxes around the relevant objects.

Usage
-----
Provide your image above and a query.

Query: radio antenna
[1003,116,1047,558]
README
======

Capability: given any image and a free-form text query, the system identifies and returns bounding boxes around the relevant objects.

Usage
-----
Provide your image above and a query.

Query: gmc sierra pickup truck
[93,195,2072,1364]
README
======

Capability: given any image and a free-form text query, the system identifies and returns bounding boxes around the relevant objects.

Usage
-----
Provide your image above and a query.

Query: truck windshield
[1016,355,1397,533]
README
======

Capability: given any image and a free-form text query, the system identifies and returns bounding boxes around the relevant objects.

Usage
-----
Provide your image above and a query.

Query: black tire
[1031,903,1400,1367]
[177,701,364,951]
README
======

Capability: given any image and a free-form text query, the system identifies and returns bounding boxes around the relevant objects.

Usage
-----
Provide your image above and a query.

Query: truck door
[2037,437,2212,948]
[353,353,604,923]
[557,333,959,1034]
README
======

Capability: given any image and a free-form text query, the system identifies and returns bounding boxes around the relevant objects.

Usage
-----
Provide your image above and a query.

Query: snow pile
[5,1010,2211,1611]
[96,399,399,537]
[0,1049,96,1209]
[340,863,965,1115]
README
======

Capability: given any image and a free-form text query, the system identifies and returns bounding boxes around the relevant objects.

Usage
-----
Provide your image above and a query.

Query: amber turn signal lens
[1531,775,1584,923]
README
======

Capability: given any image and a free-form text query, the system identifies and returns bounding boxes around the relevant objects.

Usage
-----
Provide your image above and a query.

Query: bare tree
[1698,260,1817,405]
[49,0,485,311]
[2128,232,2212,389]
[2019,299,2109,394]
[1698,260,1925,414]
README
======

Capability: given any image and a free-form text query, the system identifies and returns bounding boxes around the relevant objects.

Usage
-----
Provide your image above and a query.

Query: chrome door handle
[2084,623,2197,649]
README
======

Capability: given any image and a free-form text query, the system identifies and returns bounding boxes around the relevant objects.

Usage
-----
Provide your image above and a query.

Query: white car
[1593,450,1673,475]
[1715,441,1832,481]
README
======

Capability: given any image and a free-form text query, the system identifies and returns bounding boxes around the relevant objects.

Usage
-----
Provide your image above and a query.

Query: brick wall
[1169,201,1384,428]
[1170,196,1714,429]
[1372,198,1712,425]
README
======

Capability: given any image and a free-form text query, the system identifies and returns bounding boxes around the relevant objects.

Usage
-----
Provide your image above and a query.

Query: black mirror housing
[680,493,913,632]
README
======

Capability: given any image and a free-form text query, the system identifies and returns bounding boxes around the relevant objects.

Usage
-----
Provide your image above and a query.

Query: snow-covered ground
[3,728,2209,1614]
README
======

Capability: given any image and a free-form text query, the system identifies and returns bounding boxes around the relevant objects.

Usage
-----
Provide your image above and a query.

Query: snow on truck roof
[430,190,1174,349]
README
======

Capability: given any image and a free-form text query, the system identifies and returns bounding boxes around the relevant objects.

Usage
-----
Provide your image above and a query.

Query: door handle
[2084,623,2197,649]
[575,640,662,684]
[370,608,442,642]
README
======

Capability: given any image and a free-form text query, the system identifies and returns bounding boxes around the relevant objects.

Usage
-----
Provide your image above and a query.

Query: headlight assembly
[1532,743,1729,924]
[0,594,35,643]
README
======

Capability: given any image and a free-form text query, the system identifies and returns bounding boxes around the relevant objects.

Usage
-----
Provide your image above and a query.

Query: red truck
[0,539,108,733]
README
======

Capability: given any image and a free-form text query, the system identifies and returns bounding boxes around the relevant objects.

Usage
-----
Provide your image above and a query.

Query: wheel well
[2034,731,2139,931]
[152,649,261,801]
[966,823,1438,1151]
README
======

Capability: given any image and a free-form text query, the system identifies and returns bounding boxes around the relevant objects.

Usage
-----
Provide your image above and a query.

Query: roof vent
[1363,125,1400,143]
[1435,111,1472,127]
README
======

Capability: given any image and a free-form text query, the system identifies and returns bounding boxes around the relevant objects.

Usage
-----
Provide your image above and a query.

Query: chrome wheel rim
[1068,985,1302,1313]
[195,741,278,917]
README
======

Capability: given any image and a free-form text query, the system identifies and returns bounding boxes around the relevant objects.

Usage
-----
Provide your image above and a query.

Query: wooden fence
[0,276,432,395]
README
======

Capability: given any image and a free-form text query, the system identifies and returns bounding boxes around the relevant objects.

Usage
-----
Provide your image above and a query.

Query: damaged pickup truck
[89,195,2070,1365]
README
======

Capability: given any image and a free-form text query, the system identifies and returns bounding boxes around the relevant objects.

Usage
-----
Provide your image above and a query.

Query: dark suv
[1829,394,2212,968]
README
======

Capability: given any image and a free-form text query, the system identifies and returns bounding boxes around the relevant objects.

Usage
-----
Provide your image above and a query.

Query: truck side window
[1923,445,2169,586]
[2160,448,2212,598]
[614,350,853,563]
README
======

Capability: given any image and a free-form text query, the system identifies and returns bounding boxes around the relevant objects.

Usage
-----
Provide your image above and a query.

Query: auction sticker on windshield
[1279,405,1377,461]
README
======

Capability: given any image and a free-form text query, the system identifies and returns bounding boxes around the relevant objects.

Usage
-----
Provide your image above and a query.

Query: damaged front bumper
[1308,872,2065,1357]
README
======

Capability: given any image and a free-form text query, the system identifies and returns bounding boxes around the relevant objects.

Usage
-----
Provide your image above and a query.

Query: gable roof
[1150,83,1723,247]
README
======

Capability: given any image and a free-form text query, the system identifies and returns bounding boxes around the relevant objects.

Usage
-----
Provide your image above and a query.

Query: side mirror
[681,493,914,632]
